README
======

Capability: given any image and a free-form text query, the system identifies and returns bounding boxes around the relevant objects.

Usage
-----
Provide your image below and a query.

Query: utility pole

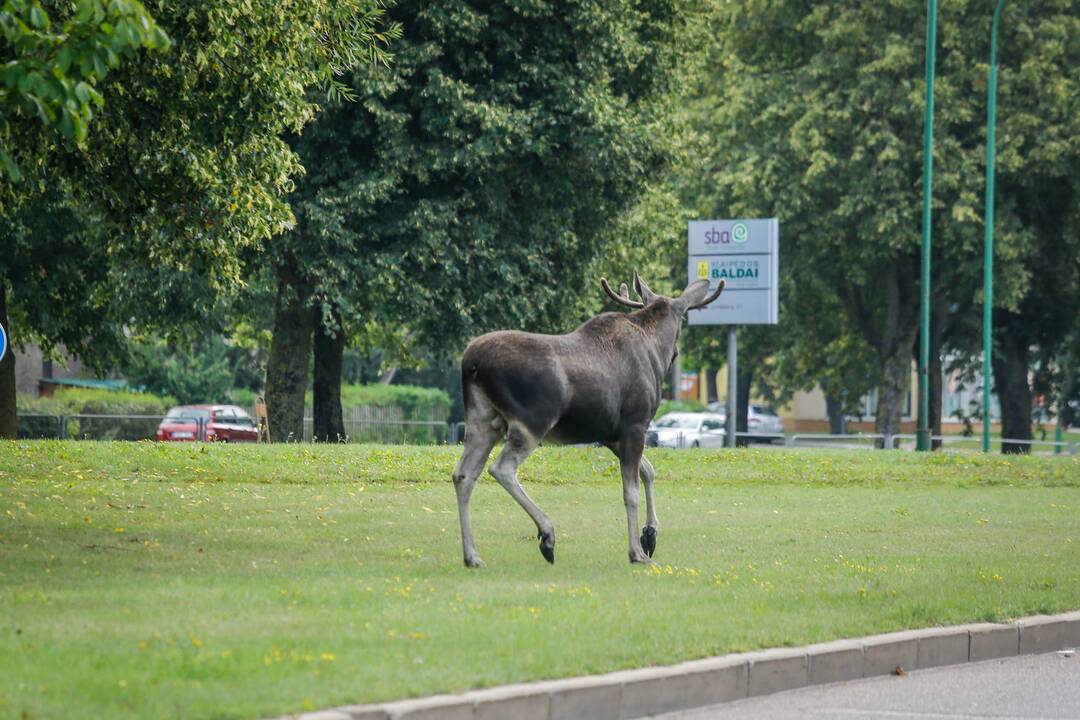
[917,0,939,452]
[982,0,1007,453]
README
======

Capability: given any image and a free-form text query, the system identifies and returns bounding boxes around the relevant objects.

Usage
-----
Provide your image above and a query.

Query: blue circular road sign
[0,324,6,363]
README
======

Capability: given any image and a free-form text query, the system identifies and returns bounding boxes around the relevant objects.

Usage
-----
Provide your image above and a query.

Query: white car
[646,412,726,448]
[706,402,785,442]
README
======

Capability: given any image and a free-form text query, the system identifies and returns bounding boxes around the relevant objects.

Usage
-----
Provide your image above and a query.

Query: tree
[693,1,1080,442]
[1,0,167,437]
[0,0,398,437]
[984,5,1080,451]
[265,0,706,441]
[672,65,877,437]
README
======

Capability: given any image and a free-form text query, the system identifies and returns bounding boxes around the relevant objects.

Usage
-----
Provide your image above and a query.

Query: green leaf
[28,4,50,30]
[74,81,91,105]
[0,148,23,182]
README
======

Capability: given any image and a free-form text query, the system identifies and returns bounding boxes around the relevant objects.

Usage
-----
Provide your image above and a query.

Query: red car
[156,405,260,442]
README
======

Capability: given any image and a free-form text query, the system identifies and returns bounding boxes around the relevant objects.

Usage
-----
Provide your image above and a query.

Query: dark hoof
[641,526,657,557]
[538,531,555,564]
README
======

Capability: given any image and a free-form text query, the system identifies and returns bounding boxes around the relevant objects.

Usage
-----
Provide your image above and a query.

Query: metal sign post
[688,219,779,448]
[726,327,737,447]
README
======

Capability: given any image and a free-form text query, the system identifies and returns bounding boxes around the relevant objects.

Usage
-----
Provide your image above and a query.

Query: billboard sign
[688,218,779,325]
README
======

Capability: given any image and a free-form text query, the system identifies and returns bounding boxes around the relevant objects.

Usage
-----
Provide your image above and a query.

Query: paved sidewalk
[659,651,1079,720]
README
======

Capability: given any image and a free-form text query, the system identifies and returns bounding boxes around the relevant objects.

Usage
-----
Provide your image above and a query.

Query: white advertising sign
[688,218,779,325]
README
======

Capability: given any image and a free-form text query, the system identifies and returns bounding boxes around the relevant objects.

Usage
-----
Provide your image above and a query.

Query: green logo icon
[731,222,749,244]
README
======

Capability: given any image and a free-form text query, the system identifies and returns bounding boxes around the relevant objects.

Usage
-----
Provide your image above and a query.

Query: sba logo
[704,221,750,245]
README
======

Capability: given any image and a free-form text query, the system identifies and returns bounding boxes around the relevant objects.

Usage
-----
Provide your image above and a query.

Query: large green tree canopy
[264,0,708,440]
[690,0,1079,440]
[0,0,398,437]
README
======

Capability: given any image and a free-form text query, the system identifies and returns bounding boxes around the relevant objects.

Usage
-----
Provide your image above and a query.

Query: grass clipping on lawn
[1,441,1078,720]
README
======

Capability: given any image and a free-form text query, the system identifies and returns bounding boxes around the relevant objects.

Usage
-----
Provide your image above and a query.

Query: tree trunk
[929,349,943,450]
[929,291,947,450]
[875,347,912,444]
[736,365,752,447]
[993,318,1032,454]
[265,258,313,442]
[837,263,919,449]
[869,266,919,446]
[670,353,681,401]
[825,389,847,435]
[0,282,16,439]
[312,304,345,442]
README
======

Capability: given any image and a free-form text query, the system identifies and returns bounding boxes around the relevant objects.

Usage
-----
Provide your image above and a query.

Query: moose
[452,273,724,567]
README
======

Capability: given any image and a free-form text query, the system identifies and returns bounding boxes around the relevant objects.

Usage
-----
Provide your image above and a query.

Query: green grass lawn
[2,441,1078,720]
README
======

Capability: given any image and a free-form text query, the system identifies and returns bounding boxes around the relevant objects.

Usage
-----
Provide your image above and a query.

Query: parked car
[645,412,726,448]
[705,402,785,442]
[156,405,259,442]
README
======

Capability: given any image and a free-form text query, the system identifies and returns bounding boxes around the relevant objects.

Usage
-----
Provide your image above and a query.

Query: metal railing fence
[11,412,1077,455]
[15,412,452,445]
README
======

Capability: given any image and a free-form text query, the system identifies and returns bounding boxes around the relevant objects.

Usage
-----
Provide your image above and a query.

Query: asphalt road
[658,651,1080,720]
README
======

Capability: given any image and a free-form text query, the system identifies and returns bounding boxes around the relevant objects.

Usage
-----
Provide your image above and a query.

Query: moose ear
[633,272,658,305]
[676,278,725,313]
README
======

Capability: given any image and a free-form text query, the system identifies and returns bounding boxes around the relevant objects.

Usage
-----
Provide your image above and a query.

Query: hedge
[16,388,176,440]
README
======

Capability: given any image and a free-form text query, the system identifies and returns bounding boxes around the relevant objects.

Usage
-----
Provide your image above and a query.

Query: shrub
[229,388,259,407]
[306,384,450,418]
[16,388,176,440]
[653,399,706,419]
[302,384,452,445]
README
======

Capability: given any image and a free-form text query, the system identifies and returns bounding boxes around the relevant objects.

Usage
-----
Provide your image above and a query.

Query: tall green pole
[982,0,1006,453]
[917,0,939,452]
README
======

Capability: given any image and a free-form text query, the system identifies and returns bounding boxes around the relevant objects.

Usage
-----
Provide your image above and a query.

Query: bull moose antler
[600,277,645,308]
[602,276,726,311]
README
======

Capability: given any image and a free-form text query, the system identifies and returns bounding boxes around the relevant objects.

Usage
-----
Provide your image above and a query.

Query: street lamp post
[982,0,1006,453]
[917,0,939,452]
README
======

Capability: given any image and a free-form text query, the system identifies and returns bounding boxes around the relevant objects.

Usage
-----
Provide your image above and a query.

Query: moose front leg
[618,432,652,564]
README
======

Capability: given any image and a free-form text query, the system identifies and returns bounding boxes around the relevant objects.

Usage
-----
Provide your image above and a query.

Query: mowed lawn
[2,442,1078,720]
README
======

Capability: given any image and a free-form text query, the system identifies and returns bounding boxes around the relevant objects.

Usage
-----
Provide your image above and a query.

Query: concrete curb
[277,610,1080,720]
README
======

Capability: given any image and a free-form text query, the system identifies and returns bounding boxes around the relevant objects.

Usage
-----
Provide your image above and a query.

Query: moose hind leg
[453,423,499,568]
[488,424,555,563]
[639,454,658,557]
